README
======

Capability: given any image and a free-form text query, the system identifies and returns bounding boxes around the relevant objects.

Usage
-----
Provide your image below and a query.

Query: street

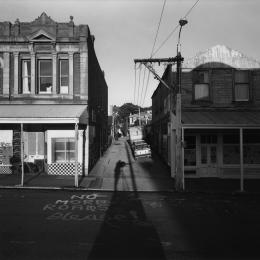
[1,189,260,259]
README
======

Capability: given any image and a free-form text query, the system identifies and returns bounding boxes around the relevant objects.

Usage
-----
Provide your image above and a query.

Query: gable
[28,29,55,42]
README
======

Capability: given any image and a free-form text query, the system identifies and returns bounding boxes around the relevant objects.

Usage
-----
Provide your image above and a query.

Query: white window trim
[59,59,69,94]
[38,59,53,94]
[54,138,75,163]
[22,60,31,94]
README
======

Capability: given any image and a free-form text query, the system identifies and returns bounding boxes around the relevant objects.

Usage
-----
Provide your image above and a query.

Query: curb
[0,185,175,193]
[1,185,260,195]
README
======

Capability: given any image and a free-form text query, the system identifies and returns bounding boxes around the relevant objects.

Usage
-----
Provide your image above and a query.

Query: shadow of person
[114,160,126,192]
[87,141,166,260]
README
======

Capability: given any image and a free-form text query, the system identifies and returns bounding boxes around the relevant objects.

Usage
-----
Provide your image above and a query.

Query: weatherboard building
[0,13,108,181]
[152,45,260,181]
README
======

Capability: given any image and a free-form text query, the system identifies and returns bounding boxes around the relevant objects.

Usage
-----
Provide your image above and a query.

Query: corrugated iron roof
[0,104,88,124]
[182,110,260,127]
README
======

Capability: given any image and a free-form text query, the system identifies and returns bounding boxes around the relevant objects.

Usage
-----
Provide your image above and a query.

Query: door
[200,135,218,177]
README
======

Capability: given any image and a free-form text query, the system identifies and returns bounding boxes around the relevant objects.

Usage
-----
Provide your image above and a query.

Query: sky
[0,0,260,109]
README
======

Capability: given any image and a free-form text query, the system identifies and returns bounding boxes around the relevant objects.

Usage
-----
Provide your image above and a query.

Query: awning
[182,110,260,128]
[0,104,88,124]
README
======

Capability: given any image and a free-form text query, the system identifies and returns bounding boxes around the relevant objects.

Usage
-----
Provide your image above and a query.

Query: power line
[137,64,142,106]
[152,0,200,56]
[183,0,200,18]
[152,24,179,57]
[141,0,167,107]
[151,0,167,55]
[141,0,200,106]
[139,67,147,106]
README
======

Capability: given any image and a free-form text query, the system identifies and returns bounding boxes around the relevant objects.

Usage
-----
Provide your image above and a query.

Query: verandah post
[240,128,244,192]
[20,123,24,186]
[75,122,79,187]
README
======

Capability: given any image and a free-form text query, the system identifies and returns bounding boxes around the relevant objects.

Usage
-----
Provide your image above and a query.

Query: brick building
[152,45,260,180]
[0,13,108,180]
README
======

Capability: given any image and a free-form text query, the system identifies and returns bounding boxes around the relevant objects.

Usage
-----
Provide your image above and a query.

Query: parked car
[133,141,151,159]
[132,140,146,149]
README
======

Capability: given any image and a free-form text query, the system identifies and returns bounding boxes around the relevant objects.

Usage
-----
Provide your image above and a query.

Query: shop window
[194,71,210,101]
[223,132,260,165]
[234,70,249,101]
[223,133,240,165]
[53,138,75,163]
[201,135,217,144]
[184,136,196,166]
[0,130,13,165]
[59,59,69,94]
[22,60,31,94]
[38,60,52,94]
[244,133,260,164]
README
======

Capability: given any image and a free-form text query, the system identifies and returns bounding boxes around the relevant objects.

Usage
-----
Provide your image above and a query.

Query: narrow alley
[88,137,174,192]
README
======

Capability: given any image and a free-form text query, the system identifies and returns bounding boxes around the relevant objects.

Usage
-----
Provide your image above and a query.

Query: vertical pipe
[20,123,24,186]
[52,52,57,94]
[240,128,244,192]
[75,123,79,187]
[139,107,141,126]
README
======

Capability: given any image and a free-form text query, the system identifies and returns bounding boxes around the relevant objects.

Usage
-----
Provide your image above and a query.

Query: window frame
[193,70,210,102]
[53,138,75,163]
[234,70,250,102]
[38,59,53,94]
[21,59,31,94]
[59,59,69,94]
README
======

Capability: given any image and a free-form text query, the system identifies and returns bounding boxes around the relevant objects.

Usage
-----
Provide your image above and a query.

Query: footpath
[0,137,259,193]
[0,137,175,192]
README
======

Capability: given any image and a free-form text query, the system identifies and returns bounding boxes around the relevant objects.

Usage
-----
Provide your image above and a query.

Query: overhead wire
[139,67,147,106]
[141,0,167,107]
[137,64,142,107]
[141,0,200,106]
[152,0,200,56]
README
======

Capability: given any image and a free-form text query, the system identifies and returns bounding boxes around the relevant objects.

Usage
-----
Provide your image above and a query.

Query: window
[22,60,31,94]
[53,138,75,163]
[194,71,210,101]
[234,70,249,101]
[244,133,260,164]
[184,136,196,166]
[38,60,52,94]
[59,59,69,94]
[223,133,240,165]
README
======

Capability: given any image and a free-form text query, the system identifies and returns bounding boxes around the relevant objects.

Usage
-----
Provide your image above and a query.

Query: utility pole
[134,19,187,191]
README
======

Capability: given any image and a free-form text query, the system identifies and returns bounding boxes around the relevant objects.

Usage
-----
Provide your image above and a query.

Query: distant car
[132,140,146,149]
[133,142,151,159]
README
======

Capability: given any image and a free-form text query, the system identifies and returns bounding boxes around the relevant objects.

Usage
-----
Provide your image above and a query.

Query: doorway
[200,134,218,177]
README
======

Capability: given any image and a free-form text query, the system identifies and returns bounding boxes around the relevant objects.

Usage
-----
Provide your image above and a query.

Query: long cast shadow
[87,139,166,260]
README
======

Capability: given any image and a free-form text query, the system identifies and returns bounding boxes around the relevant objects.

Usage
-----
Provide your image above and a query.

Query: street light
[175,18,188,191]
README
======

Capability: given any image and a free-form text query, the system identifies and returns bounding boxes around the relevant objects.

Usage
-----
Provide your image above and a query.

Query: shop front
[181,111,260,184]
[0,104,88,187]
